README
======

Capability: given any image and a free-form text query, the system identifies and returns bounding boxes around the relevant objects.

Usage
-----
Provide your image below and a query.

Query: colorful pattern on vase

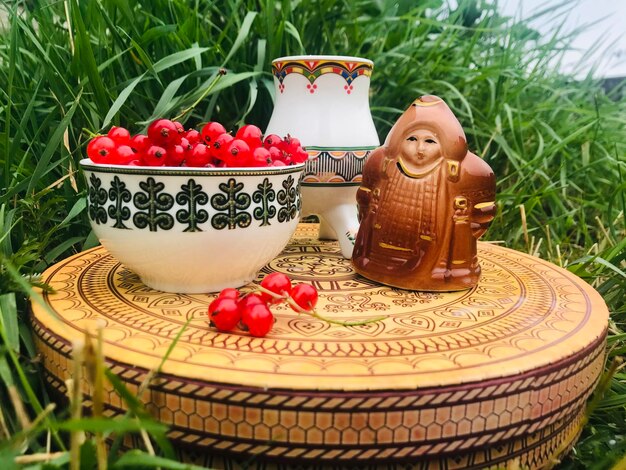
[301,147,375,185]
[272,59,373,94]
[84,173,302,231]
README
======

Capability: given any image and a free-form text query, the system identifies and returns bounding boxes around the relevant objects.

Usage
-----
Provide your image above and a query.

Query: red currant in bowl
[226,139,252,167]
[108,126,131,145]
[86,119,307,170]
[201,121,227,145]
[87,136,117,163]
[148,119,181,146]
[130,134,150,154]
[236,124,263,149]
[110,145,137,165]
[185,143,212,167]
[142,145,168,166]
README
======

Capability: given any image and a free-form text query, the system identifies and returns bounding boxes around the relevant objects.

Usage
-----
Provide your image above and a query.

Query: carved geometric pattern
[32,318,604,465]
[30,224,609,465]
[121,412,584,469]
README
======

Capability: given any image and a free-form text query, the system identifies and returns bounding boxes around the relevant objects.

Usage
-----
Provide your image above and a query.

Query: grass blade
[102,74,146,129]
[26,91,83,194]
[0,294,19,353]
[222,11,258,66]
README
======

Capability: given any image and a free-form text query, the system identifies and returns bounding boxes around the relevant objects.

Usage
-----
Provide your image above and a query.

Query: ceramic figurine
[352,95,496,291]
[265,55,380,258]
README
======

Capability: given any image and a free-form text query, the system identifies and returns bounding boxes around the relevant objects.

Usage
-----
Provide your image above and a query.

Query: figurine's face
[401,129,442,168]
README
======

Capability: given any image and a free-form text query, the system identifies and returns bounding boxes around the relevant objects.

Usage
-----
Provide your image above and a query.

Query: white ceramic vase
[265,55,380,258]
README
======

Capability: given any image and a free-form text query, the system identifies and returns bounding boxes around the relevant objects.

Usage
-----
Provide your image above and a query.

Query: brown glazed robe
[352,96,496,291]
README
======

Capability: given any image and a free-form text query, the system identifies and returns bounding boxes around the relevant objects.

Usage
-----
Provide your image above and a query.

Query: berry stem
[173,68,227,122]
[285,296,386,326]
[83,128,100,139]
[255,285,289,302]
[255,285,386,327]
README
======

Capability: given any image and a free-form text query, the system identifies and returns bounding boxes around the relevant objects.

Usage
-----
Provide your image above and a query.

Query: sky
[500,0,626,78]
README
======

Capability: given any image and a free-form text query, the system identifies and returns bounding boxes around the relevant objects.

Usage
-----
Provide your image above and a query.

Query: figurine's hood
[384,95,468,162]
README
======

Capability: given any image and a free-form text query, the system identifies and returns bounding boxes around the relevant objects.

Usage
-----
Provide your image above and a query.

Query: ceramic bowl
[80,159,304,293]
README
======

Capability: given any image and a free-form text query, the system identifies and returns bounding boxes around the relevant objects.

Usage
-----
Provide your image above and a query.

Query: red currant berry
[292,147,309,164]
[87,136,116,163]
[237,293,265,311]
[130,134,150,153]
[184,129,201,145]
[178,137,193,152]
[218,288,240,300]
[268,146,283,162]
[148,119,180,146]
[186,143,212,167]
[213,133,234,164]
[110,145,136,165]
[165,144,185,166]
[241,303,274,337]
[260,272,292,304]
[236,124,263,149]
[208,297,241,332]
[173,121,185,140]
[286,135,301,149]
[281,135,301,156]
[226,139,252,167]
[107,126,131,144]
[201,122,227,145]
[263,134,283,150]
[143,145,167,166]
[290,284,318,312]
[251,147,273,167]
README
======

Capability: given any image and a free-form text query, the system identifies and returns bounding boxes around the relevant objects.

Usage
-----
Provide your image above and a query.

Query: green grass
[0,0,624,468]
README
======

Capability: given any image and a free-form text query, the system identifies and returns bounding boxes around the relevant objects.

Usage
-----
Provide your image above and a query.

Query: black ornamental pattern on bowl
[84,168,303,232]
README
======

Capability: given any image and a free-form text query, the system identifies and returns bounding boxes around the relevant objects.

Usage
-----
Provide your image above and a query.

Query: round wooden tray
[31,224,608,468]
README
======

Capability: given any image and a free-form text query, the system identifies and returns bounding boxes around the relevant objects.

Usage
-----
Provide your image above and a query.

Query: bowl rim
[271,55,373,65]
[79,158,305,176]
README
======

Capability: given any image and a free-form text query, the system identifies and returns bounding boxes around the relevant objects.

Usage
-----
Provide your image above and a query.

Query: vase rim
[272,55,373,65]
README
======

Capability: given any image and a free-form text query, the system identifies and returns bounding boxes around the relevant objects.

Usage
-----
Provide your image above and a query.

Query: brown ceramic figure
[352,95,496,291]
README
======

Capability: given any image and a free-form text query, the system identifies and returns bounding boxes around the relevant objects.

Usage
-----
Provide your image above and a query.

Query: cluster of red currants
[208,273,318,337]
[86,119,309,168]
